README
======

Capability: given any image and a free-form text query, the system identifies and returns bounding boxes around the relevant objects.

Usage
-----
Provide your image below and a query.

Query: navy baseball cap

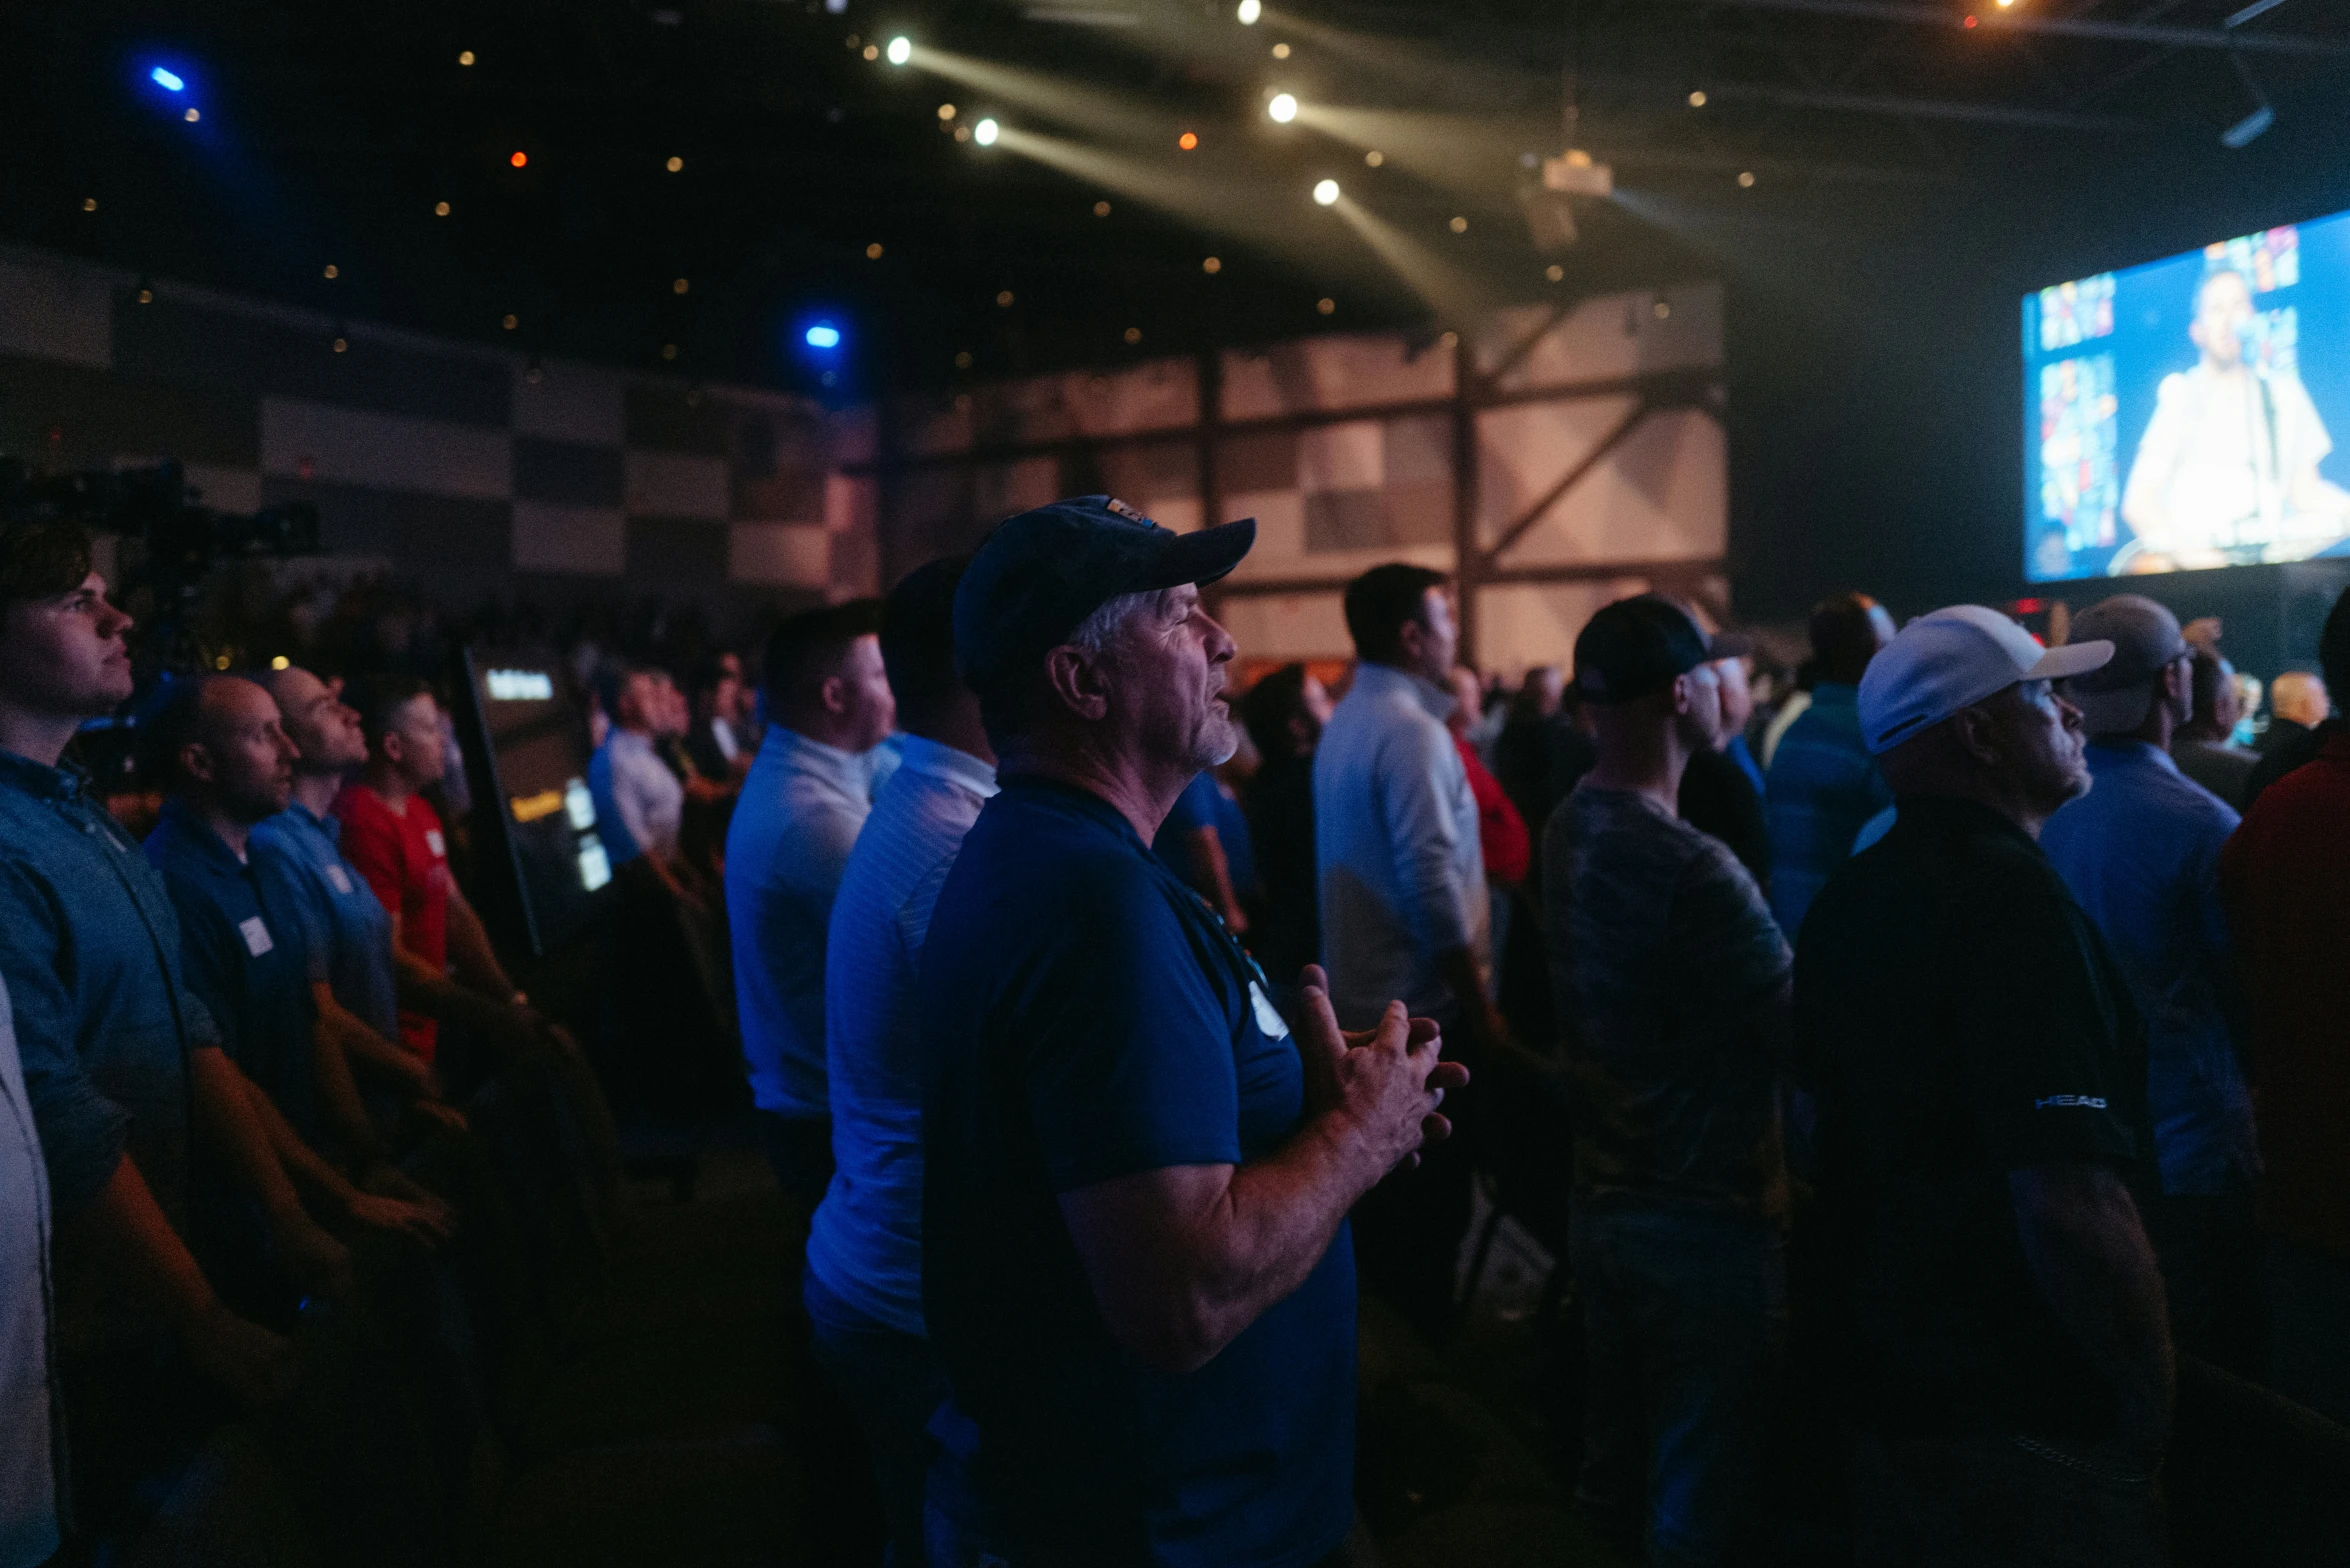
[953,495,1255,691]
[1573,594,1752,704]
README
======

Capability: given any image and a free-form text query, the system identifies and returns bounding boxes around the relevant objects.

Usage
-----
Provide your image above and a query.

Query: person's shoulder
[2155,369,2196,405]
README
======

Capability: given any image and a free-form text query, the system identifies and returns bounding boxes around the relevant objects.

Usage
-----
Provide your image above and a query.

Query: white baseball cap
[1857,605,2114,755]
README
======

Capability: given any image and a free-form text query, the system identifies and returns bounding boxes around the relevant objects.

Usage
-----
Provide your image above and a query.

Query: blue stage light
[805,323,842,349]
[150,66,185,92]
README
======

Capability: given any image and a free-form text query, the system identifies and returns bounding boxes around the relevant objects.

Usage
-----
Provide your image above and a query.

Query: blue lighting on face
[804,322,842,350]
[149,66,186,92]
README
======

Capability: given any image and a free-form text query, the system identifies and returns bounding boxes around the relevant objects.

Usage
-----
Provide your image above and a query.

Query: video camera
[0,457,321,584]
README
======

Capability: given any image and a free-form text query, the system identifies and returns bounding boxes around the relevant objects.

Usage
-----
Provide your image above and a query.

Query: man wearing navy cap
[1794,606,2170,1566]
[920,496,1467,1567]
[1544,595,1790,1566]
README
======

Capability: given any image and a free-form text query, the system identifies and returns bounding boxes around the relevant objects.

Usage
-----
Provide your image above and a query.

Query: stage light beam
[974,117,1000,146]
[1268,93,1298,123]
[805,323,842,349]
[1313,178,1340,205]
[149,67,185,92]
[886,36,912,65]
[1237,0,1262,22]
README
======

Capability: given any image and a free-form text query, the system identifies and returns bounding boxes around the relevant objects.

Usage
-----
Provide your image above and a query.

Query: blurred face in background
[381,692,447,790]
[272,668,367,772]
[1713,656,1754,741]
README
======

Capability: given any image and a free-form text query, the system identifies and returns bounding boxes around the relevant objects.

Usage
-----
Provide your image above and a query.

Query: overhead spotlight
[805,322,843,349]
[323,263,339,279]
[331,338,348,355]
[1123,327,1142,345]
[434,200,451,216]
[1364,150,1383,167]
[666,155,684,172]
[149,66,185,92]
[954,125,971,142]
[1313,178,1340,206]
[955,350,974,369]
[996,289,1015,306]
[1178,131,1199,150]
[457,49,475,67]
[81,197,97,212]
[1272,43,1290,59]
[1737,169,1756,188]
[502,313,519,330]
[938,103,956,120]
[510,150,528,167]
[974,117,1000,145]
[270,655,291,671]
[183,107,200,122]
[1267,93,1297,123]
[863,44,879,60]
[886,35,912,65]
[1688,89,1708,108]
[866,242,884,259]
[1543,149,1613,198]
[1093,199,1112,217]
[1316,297,1336,315]
[1237,0,1262,22]
[1448,215,1468,233]
[1202,256,1222,274]
[1546,263,1565,282]
[673,277,690,294]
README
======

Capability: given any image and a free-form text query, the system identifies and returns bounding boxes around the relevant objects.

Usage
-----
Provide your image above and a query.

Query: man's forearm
[238,1068,363,1210]
[310,1008,388,1167]
[1065,1110,1391,1375]
[189,1046,308,1223]
[2011,1164,2174,1451]
[443,889,514,997]
[58,1154,218,1326]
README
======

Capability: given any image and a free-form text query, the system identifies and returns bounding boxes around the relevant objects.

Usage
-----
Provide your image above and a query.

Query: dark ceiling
[7,1,2350,400]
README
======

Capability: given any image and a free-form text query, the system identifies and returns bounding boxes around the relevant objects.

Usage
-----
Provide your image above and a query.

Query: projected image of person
[2119,268,2350,568]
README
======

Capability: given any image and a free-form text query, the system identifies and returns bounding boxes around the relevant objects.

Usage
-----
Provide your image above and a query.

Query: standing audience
[1238,663,1329,995]
[1446,664,1530,980]
[1314,563,1500,1343]
[2171,644,2259,808]
[2243,666,2337,808]
[2040,597,2260,1368]
[2223,584,2350,1425]
[725,602,898,1218]
[1542,597,1791,1566]
[803,561,995,1565]
[1677,650,1772,888]
[1764,593,1895,939]
[921,497,1464,1567]
[1796,606,2170,1565]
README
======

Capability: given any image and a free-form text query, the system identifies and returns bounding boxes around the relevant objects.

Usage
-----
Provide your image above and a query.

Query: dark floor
[488,1120,1631,1568]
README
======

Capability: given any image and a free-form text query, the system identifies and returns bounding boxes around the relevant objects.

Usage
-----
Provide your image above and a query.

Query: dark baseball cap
[953,495,1255,691]
[1573,594,1753,704]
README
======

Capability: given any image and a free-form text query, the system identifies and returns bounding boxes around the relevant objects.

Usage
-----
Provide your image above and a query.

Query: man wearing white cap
[2041,596,2258,1372]
[1792,606,2172,1566]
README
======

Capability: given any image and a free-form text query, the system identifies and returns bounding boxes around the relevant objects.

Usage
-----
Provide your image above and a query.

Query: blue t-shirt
[145,800,321,1144]
[921,776,1356,1568]
[251,802,401,1044]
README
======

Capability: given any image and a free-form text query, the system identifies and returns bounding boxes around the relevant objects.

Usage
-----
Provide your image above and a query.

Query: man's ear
[1950,703,2003,767]
[1665,671,1696,717]
[818,672,849,718]
[1041,646,1112,723]
[178,740,217,787]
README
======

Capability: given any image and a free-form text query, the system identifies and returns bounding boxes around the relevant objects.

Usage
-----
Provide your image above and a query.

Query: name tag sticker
[1249,981,1291,1041]
[238,916,275,957]
[325,864,353,895]
[424,829,446,858]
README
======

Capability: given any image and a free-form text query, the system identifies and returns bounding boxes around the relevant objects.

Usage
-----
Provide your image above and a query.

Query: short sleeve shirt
[145,802,321,1144]
[251,803,401,1044]
[333,784,450,1061]
[920,777,1355,1568]
[1793,794,2154,1442]
[1544,785,1793,1219]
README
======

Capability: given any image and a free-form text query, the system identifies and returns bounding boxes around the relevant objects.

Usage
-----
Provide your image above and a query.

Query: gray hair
[1068,586,1180,661]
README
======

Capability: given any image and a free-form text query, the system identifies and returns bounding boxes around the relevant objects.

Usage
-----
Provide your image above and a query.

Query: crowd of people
[4,486,2348,1567]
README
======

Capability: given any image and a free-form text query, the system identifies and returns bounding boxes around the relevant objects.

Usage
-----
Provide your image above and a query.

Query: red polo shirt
[1455,733,1531,888]
[333,782,451,1062]
[2221,726,2350,1256]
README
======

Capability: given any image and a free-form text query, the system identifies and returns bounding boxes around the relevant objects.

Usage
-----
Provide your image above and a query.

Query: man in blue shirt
[922,496,1467,1567]
[141,677,451,1284]
[1764,593,1896,939]
[255,665,464,1141]
[2042,596,2259,1366]
[805,559,995,1565]
[725,601,899,1214]
[0,521,296,1534]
